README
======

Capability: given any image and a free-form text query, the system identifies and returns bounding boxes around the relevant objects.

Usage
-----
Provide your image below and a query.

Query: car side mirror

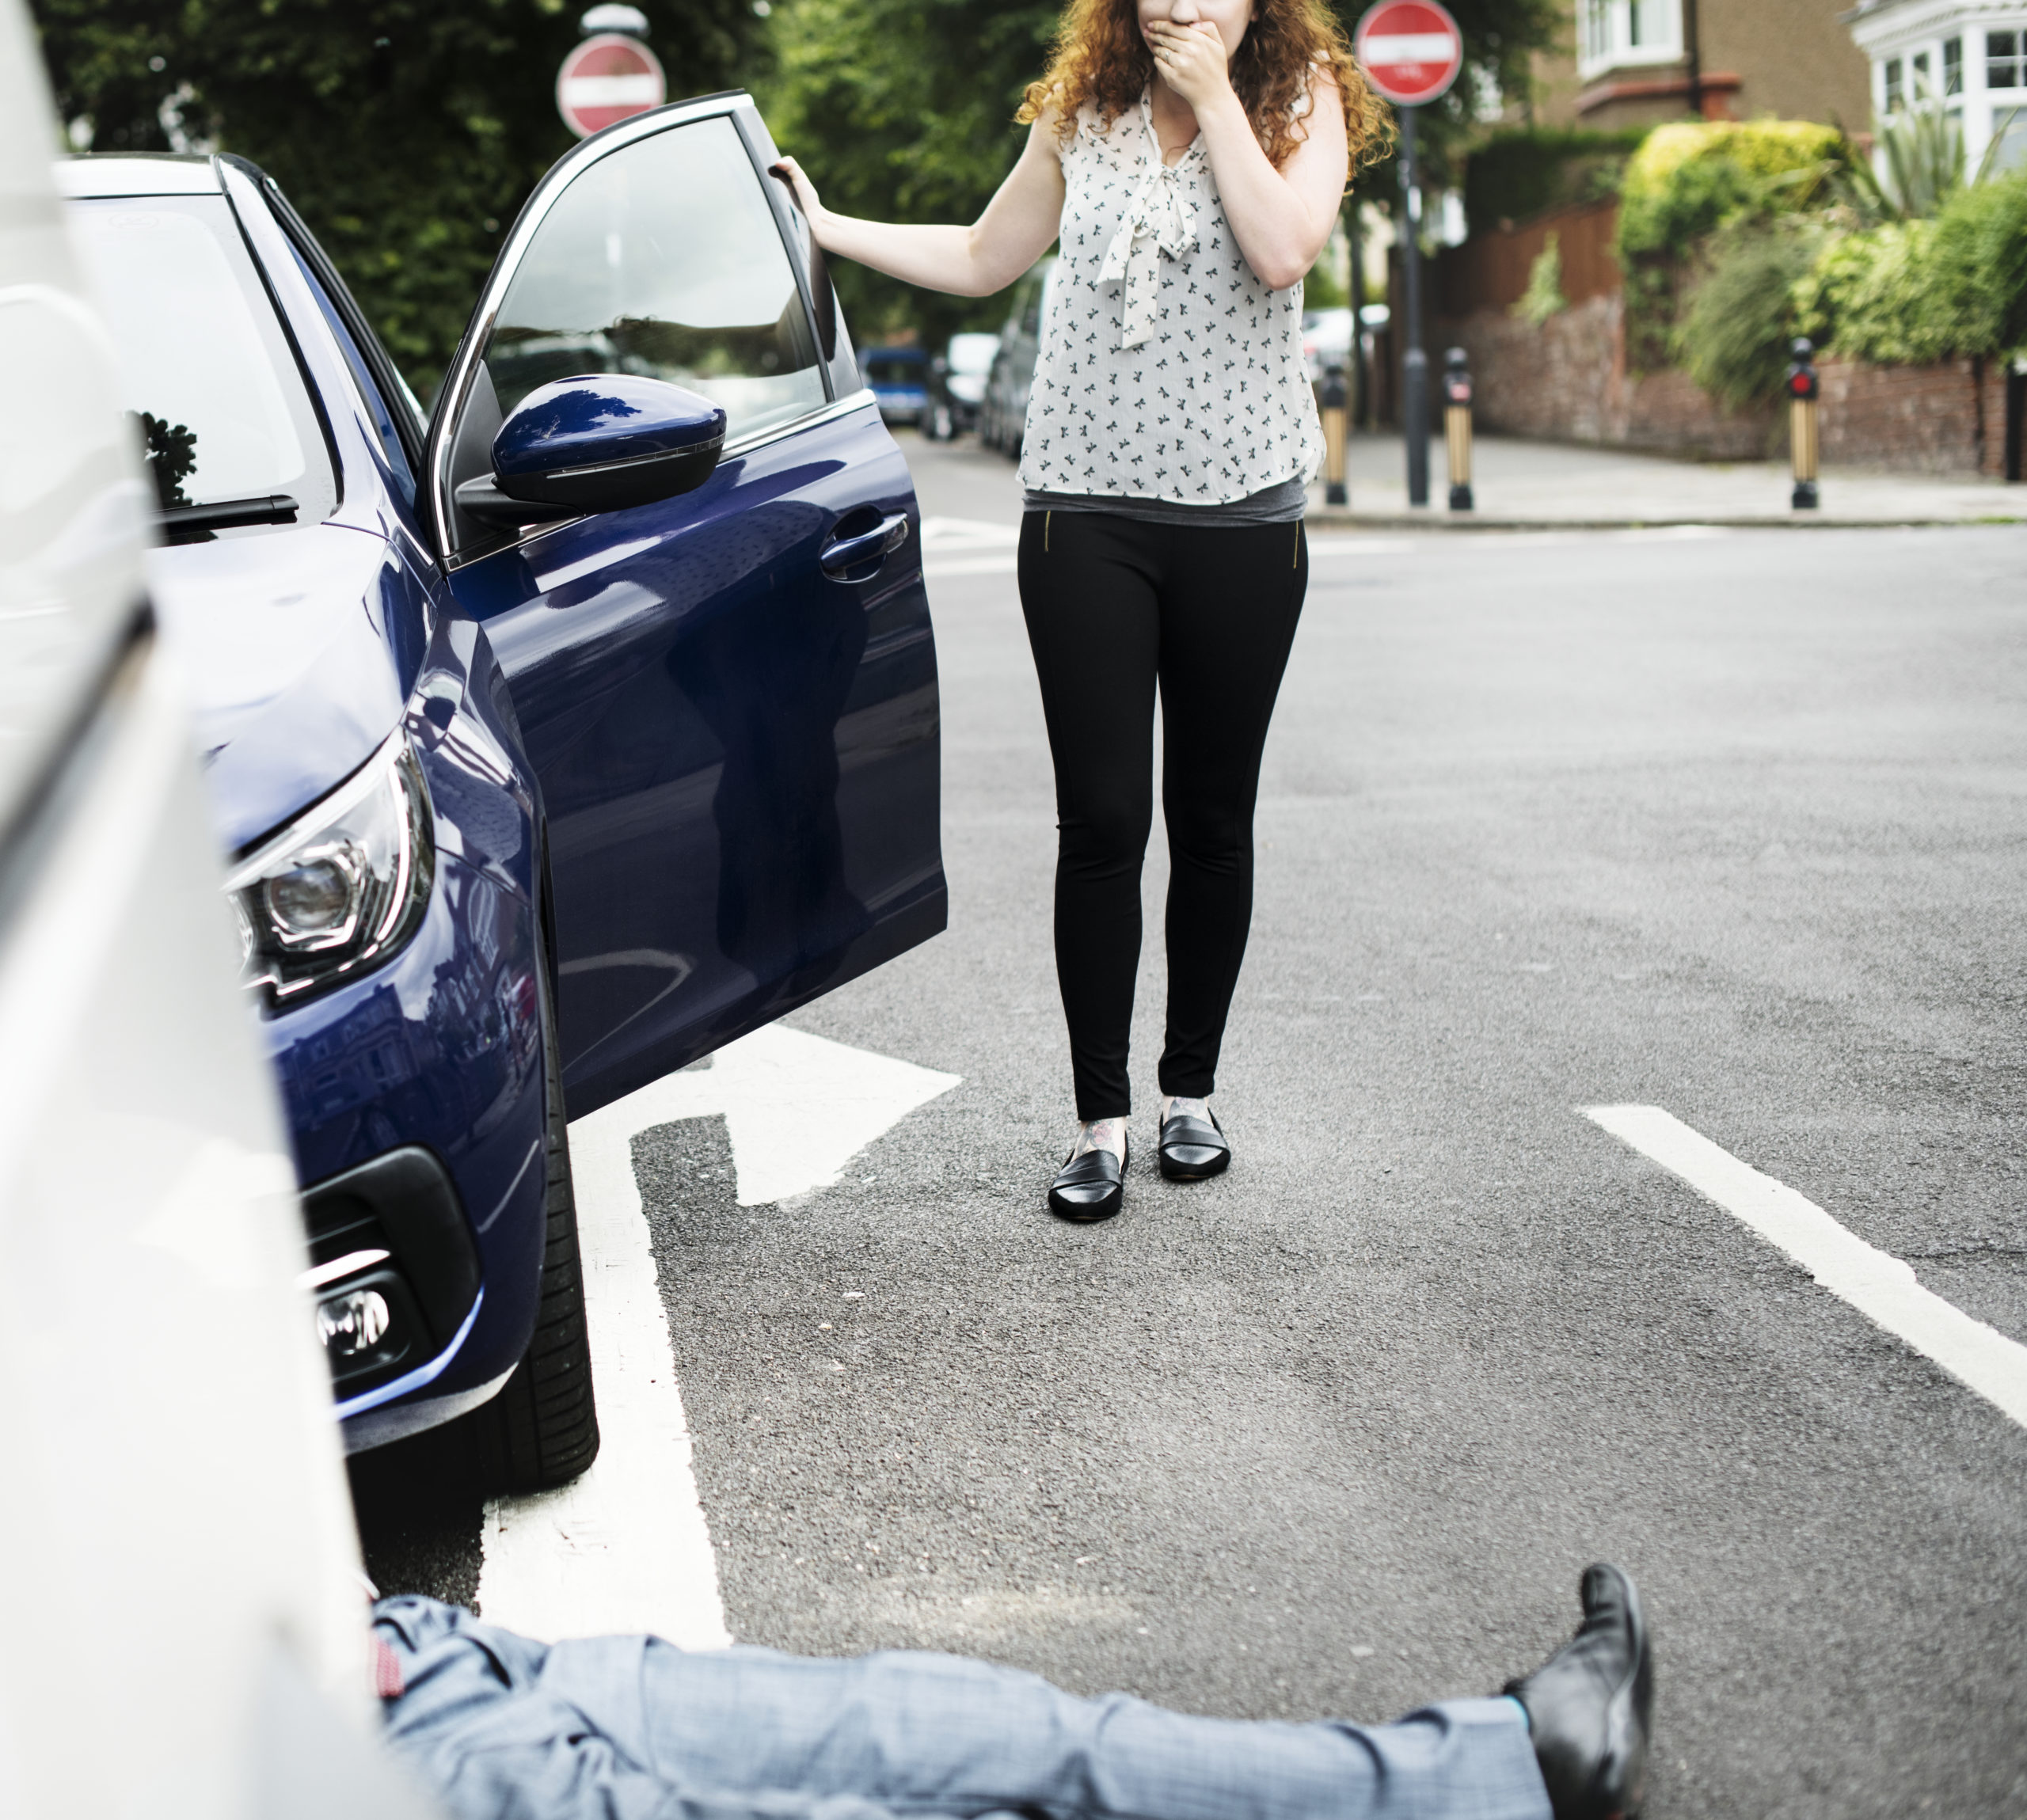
[454,374,727,529]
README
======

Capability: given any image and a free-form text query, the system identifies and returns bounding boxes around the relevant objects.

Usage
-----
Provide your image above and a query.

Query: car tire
[470,954,599,1493]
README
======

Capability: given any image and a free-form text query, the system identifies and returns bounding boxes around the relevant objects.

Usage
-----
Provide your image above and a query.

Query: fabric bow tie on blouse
[1099,97,1202,350]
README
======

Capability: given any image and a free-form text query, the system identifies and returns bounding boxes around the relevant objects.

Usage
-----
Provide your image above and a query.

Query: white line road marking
[925,554,1018,579]
[477,1025,960,1641]
[919,516,1019,549]
[922,531,1408,581]
[1585,1104,2027,1430]
[1305,535,1412,556]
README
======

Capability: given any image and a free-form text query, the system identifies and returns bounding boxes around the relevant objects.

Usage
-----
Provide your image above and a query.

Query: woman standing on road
[776,0,1386,1223]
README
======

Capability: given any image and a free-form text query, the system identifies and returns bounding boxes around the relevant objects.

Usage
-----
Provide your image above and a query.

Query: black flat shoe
[1158,1108,1230,1180]
[1504,1564,1654,1820]
[1048,1138,1127,1222]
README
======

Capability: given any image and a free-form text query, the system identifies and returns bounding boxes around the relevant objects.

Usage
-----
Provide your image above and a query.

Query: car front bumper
[268,848,547,1451]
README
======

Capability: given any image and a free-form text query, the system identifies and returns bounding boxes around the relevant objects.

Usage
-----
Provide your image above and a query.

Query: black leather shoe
[1157,1108,1230,1180]
[1048,1139,1126,1222]
[1504,1564,1653,1820]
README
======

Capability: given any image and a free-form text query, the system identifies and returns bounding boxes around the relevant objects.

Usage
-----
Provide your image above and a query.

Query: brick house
[1528,0,1873,131]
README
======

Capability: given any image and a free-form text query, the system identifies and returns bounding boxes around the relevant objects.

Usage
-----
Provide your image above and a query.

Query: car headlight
[225,729,435,1006]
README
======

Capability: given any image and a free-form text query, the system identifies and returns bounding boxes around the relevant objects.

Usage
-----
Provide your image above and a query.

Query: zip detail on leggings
[1292,522,1301,568]
[1046,510,1052,553]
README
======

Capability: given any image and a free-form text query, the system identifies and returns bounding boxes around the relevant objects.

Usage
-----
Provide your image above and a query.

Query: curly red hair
[1017,0,1393,172]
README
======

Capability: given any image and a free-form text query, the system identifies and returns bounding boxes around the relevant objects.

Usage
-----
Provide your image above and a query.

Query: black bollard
[1322,362,1349,506]
[1443,346,1474,511]
[1786,336,1820,511]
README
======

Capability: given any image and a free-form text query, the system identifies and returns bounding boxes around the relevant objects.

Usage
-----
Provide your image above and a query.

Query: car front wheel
[469,951,599,1492]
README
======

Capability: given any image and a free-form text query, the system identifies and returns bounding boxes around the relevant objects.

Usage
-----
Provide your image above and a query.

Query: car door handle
[820,512,911,579]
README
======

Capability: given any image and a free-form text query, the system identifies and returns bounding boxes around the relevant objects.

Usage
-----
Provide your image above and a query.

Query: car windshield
[68,194,335,528]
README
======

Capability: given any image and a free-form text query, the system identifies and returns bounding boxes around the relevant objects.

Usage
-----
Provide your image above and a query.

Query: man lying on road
[371,1564,1652,1820]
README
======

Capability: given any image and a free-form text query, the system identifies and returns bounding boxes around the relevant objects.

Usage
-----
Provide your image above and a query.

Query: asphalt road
[355,430,2027,1818]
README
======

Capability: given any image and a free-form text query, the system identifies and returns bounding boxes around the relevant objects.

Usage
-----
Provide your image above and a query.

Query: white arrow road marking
[1586,1105,2027,1430]
[476,1024,960,1642]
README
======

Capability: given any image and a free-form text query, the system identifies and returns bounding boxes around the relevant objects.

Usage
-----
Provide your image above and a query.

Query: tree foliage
[1462,124,1645,235]
[1349,0,1561,207]
[32,0,770,394]
[763,0,1562,345]
[760,0,1059,345]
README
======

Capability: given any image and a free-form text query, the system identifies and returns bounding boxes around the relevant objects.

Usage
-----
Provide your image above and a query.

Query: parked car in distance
[1301,306,1355,382]
[979,258,1057,458]
[864,345,930,425]
[922,331,1000,440]
[59,90,947,1496]
[0,7,432,1805]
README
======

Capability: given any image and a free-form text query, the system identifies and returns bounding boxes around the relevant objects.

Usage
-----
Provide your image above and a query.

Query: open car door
[424,94,945,1119]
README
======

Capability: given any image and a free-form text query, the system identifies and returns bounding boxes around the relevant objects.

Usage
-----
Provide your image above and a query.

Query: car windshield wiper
[158,494,300,536]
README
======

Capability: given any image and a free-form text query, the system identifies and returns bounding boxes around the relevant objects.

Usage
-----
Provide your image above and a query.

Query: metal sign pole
[1398,102,1428,508]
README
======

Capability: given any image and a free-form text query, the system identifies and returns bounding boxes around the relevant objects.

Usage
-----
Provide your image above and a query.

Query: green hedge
[1462,126,1648,235]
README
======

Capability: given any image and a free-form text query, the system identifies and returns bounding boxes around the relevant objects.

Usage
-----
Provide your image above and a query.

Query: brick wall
[1436,298,2014,475]
[1437,295,1777,458]
[1814,356,1987,473]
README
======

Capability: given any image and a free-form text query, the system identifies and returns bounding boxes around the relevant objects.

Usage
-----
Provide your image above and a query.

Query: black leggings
[1017,509,1307,1120]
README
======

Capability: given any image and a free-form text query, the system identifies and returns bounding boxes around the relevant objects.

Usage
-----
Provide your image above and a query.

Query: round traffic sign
[1354,0,1463,107]
[557,32,667,139]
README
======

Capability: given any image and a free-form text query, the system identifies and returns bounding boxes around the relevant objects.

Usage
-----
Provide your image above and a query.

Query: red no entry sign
[557,32,668,139]
[1354,0,1463,107]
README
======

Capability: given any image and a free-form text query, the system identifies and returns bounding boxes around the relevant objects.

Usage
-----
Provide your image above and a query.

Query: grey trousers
[375,1598,1550,1820]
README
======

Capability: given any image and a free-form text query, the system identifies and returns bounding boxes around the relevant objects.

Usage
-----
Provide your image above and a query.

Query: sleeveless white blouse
[1016,91,1325,506]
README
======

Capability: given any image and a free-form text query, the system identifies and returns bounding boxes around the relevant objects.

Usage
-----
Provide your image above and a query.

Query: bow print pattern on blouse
[1014,93,1324,506]
[1097,94,1204,350]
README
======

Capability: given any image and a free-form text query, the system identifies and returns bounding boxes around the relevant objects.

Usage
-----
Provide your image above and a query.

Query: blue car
[863,347,930,426]
[60,93,945,1489]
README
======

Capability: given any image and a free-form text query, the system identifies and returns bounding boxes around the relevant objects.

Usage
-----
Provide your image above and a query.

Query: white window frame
[1855,6,2027,178]
[1577,0,1685,81]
